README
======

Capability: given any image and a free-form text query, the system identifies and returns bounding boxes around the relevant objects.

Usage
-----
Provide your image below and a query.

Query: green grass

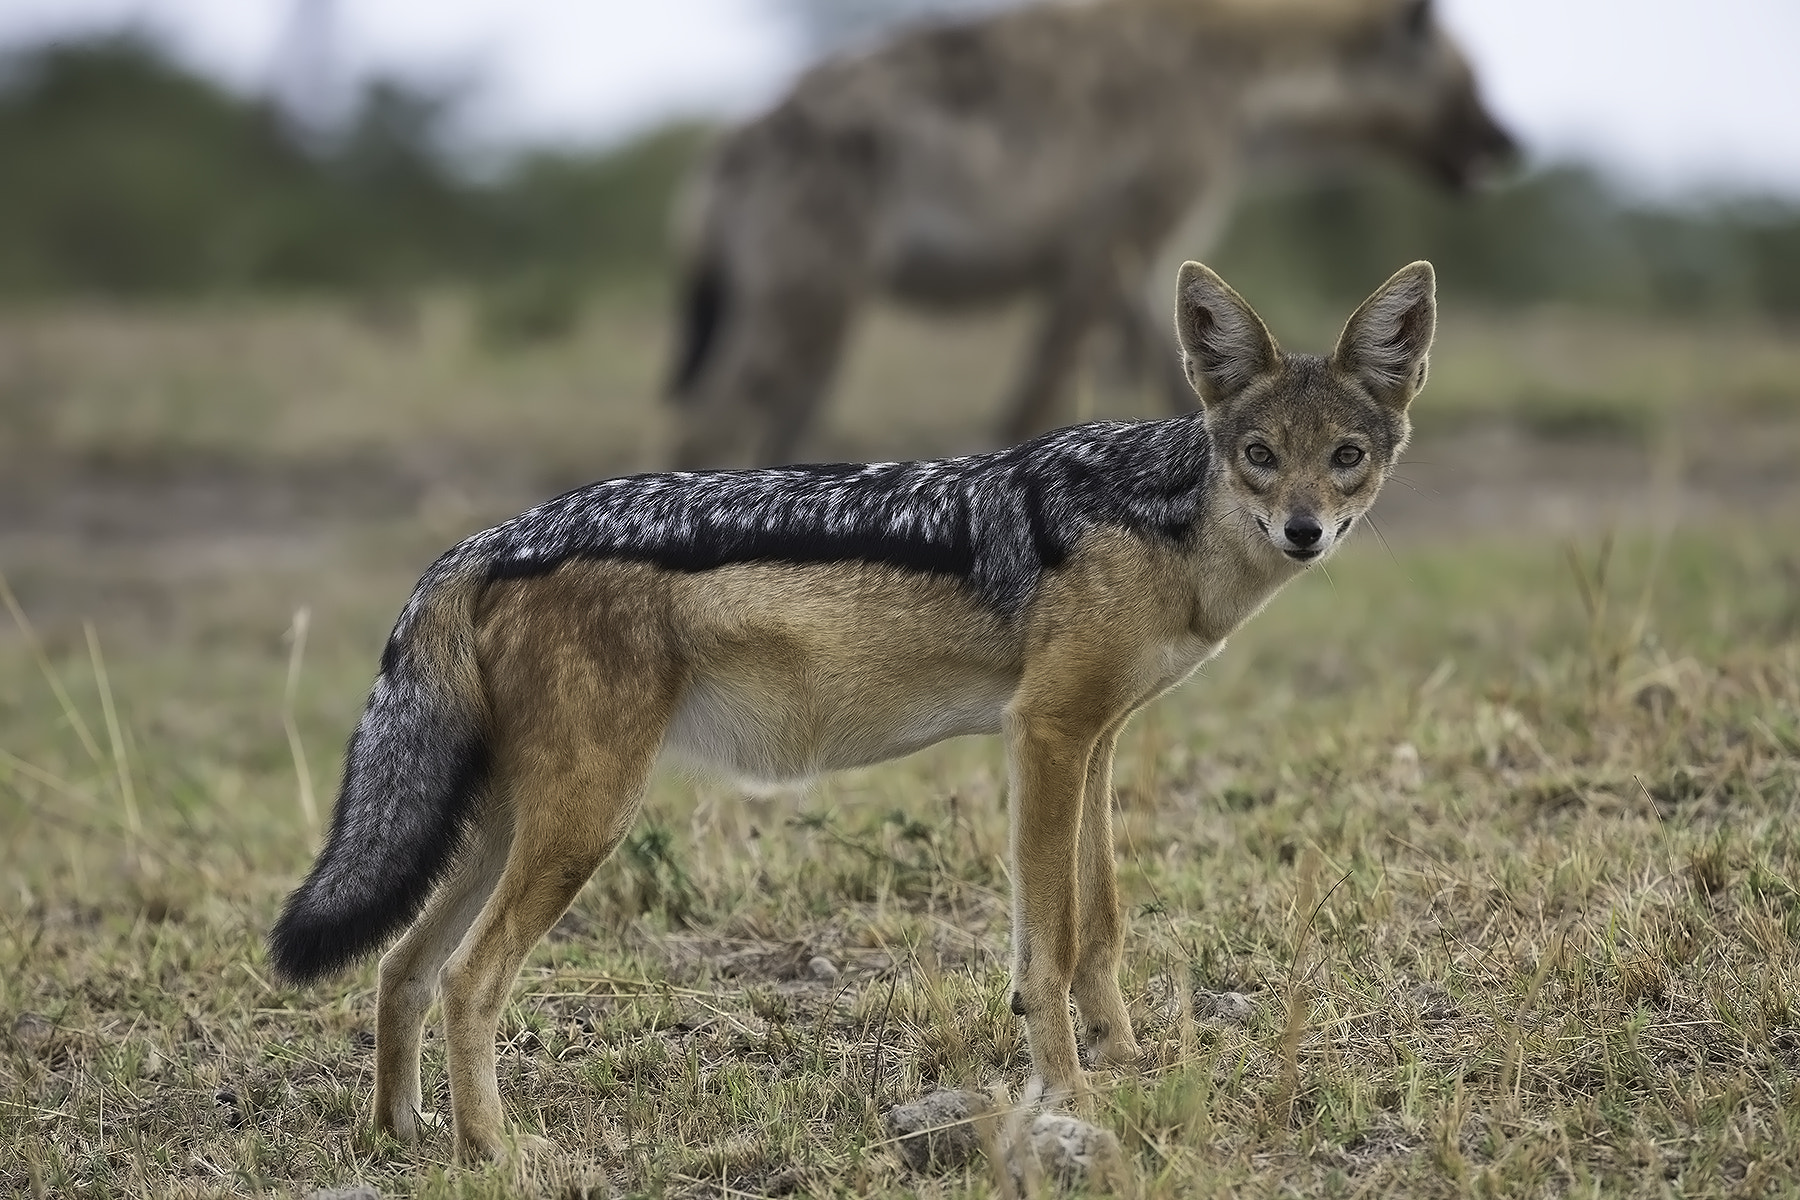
[2,294,1799,1197]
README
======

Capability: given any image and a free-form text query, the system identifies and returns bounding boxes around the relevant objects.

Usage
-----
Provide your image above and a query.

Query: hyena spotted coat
[666,0,1508,468]
[272,260,1439,1164]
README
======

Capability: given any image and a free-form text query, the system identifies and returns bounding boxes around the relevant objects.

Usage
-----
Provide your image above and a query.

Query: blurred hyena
[665,0,1514,467]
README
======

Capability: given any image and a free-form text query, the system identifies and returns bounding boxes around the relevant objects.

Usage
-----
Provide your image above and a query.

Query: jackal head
[1247,0,1517,192]
[1174,259,1434,565]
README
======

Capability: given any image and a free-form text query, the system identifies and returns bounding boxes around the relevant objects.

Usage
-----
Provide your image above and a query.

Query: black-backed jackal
[270,260,1438,1163]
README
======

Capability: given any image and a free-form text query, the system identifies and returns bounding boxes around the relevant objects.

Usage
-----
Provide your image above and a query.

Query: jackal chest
[1137,633,1224,698]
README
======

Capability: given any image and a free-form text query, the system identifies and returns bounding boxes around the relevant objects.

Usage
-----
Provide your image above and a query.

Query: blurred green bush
[0,36,703,303]
[2,34,1797,320]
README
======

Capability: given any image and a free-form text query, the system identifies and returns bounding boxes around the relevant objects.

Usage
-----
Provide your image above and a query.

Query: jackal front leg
[1004,708,1099,1105]
[1070,728,1140,1069]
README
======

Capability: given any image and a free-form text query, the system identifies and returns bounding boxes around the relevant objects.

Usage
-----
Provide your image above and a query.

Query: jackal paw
[375,1104,441,1146]
[1027,1072,1093,1118]
[502,1132,558,1165]
[1086,1035,1143,1071]
[456,1129,558,1167]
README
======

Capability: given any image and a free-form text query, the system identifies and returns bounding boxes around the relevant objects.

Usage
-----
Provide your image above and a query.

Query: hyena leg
[1110,282,1199,416]
[1070,728,1142,1068]
[751,283,860,466]
[996,272,1110,443]
[373,803,513,1145]
[670,157,874,468]
[671,276,862,469]
[440,741,658,1164]
[1005,709,1101,1104]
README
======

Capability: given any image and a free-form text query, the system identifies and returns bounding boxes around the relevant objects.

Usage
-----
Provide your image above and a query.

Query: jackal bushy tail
[268,557,491,984]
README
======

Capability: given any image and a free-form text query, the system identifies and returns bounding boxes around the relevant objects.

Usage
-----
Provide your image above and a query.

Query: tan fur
[667,0,1507,466]
[367,262,1436,1162]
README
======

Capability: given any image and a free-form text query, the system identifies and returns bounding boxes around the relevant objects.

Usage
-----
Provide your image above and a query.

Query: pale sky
[1,0,1797,197]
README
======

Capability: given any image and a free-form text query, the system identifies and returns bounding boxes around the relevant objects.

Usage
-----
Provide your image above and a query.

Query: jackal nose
[1284,515,1322,547]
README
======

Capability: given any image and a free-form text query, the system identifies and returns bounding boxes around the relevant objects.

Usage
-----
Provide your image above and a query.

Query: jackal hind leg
[1069,727,1141,1069]
[374,801,513,1145]
[1005,708,1102,1107]
[440,710,665,1164]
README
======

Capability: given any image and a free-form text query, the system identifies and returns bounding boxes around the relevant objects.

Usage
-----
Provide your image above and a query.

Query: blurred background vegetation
[4,32,1799,325]
[0,37,701,318]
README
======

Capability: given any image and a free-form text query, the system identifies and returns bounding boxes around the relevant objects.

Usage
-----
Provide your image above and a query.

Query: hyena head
[1174,259,1435,564]
[1253,0,1517,192]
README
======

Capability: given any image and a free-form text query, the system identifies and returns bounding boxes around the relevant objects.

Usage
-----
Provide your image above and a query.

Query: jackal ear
[1174,262,1279,409]
[1332,261,1436,410]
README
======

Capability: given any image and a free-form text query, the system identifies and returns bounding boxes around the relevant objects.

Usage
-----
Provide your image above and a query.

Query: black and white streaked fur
[436,418,1213,619]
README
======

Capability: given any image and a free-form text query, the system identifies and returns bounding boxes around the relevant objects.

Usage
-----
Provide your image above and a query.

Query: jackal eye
[1333,445,1365,468]
[1244,443,1275,468]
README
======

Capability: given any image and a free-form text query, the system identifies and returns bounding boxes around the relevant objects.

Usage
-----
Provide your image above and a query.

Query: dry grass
[2,291,1799,1198]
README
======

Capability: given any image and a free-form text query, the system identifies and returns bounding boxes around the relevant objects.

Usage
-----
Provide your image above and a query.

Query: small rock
[11,1012,52,1049]
[305,1188,379,1200]
[891,1087,1127,1191]
[1008,1112,1126,1193]
[887,1089,992,1172]
[807,955,840,982]
[1196,990,1255,1027]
